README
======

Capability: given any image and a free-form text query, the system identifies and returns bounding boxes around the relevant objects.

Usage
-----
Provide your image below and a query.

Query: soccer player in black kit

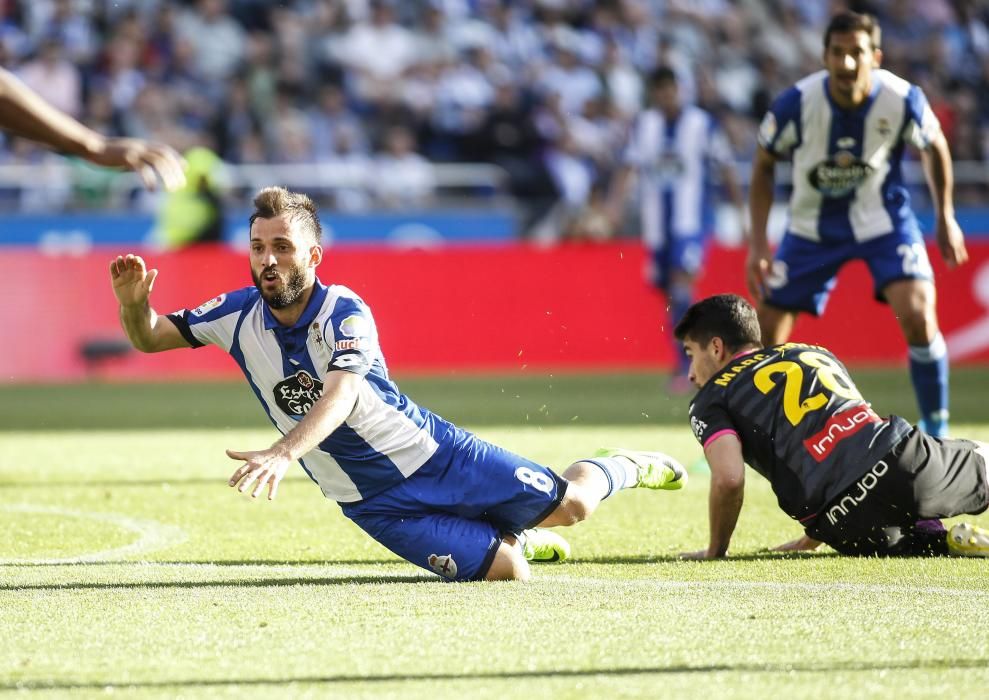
[674,294,989,559]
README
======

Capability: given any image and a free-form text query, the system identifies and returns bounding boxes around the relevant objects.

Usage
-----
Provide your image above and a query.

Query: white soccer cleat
[947,522,989,557]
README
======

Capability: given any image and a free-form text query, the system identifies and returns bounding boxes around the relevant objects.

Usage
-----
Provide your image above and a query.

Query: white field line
[0,504,187,565]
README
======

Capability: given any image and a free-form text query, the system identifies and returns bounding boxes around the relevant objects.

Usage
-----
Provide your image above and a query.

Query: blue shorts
[341,428,567,582]
[765,229,934,316]
[647,232,707,290]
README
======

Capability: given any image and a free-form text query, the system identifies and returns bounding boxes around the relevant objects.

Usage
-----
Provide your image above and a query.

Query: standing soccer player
[109,186,688,582]
[610,66,746,392]
[747,12,967,437]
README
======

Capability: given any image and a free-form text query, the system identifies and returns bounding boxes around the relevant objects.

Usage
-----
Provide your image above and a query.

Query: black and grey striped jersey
[688,343,912,523]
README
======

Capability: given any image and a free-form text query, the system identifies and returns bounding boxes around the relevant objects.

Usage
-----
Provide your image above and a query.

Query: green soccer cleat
[947,522,989,557]
[595,448,688,490]
[519,528,571,563]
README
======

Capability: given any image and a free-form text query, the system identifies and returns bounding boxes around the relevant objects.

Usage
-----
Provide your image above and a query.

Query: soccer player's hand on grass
[110,254,157,308]
[90,137,187,192]
[935,215,968,268]
[679,549,724,560]
[745,242,772,302]
[771,535,822,552]
[227,447,292,500]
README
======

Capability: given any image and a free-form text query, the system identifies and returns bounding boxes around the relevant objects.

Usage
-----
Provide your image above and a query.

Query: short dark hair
[648,65,677,88]
[249,186,322,243]
[824,11,881,51]
[673,294,762,352]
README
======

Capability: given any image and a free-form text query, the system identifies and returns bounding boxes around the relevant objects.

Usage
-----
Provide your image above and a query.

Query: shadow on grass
[580,551,842,564]
[5,659,988,691]
[0,573,436,592]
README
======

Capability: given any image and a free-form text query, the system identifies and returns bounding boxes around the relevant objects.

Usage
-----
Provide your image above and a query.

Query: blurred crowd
[1,0,988,223]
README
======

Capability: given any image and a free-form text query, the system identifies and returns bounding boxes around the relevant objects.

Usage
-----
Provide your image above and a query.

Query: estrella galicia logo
[808,151,872,198]
[273,369,323,416]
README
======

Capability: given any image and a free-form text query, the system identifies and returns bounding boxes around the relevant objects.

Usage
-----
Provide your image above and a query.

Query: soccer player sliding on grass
[675,294,988,560]
[109,186,687,582]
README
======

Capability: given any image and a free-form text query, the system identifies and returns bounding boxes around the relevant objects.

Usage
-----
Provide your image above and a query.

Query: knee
[484,541,531,582]
[554,487,593,525]
[901,309,938,346]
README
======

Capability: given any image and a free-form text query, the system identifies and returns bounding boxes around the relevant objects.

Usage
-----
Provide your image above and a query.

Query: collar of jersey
[823,71,882,115]
[261,278,328,331]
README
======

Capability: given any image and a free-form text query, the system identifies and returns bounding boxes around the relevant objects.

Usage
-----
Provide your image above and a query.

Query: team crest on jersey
[310,321,324,347]
[191,294,226,317]
[339,314,369,338]
[273,369,324,416]
[428,553,458,579]
[690,416,708,440]
[808,151,873,198]
[877,118,892,137]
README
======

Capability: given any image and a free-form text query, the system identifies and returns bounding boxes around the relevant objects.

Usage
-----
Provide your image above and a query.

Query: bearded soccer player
[674,294,988,559]
[109,186,687,582]
[747,11,967,439]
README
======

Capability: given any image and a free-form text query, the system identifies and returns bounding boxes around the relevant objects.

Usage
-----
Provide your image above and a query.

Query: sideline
[0,504,187,565]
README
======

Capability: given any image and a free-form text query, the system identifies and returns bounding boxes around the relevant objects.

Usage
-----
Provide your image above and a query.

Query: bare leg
[883,279,938,345]
[536,461,611,528]
[757,302,797,346]
[484,536,530,581]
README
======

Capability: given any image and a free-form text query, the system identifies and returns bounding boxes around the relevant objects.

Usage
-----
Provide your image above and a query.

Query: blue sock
[583,458,637,499]
[668,284,693,375]
[909,333,949,438]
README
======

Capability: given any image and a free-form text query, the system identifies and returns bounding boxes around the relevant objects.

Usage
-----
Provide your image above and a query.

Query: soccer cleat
[519,528,571,563]
[946,522,989,557]
[595,448,688,490]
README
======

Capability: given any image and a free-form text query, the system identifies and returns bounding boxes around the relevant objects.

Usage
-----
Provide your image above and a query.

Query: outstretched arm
[681,433,745,559]
[227,371,363,500]
[0,68,185,191]
[110,254,189,353]
[921,133,968,268]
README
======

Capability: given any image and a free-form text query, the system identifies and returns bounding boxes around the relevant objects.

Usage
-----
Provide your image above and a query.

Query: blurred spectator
[176,0,246,85]
[330,0,417,106]
[17,38,81,117]
[308,84,367,162]
[373,125,435,208]
[157,146,226,248]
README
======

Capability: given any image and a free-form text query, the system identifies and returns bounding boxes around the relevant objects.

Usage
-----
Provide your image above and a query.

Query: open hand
[226,447,292,500]
[109,254,157,308]
[90,138,187,192]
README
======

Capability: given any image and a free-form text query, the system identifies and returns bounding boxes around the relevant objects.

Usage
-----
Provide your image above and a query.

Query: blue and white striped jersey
[167,281,453,503]
[622,105,733,249]
[758,69,942,243]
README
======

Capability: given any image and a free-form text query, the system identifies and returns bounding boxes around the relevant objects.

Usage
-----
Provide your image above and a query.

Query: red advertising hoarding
[4,241,988,382]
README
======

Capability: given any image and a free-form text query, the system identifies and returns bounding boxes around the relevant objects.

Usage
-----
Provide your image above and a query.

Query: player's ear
[309,244,323,268]
[873,47,883,67]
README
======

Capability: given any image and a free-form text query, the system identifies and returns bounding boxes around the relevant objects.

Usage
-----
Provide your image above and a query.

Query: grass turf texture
[1,370,988,698]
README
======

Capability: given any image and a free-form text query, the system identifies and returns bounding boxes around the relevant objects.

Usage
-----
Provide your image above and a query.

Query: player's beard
[253,263,309,310]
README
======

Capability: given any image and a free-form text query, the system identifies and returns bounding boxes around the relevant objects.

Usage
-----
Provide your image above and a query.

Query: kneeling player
[109,186,687,582]
[673,294,988,559]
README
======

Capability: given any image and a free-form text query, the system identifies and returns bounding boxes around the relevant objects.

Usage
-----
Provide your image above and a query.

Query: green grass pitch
[1,370,988,698]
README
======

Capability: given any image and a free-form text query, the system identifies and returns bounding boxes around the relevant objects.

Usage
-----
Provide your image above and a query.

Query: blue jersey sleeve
[166,287,257,352]
[324,294,377,376]
[901,84,942,149]
[758,86,802,158]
